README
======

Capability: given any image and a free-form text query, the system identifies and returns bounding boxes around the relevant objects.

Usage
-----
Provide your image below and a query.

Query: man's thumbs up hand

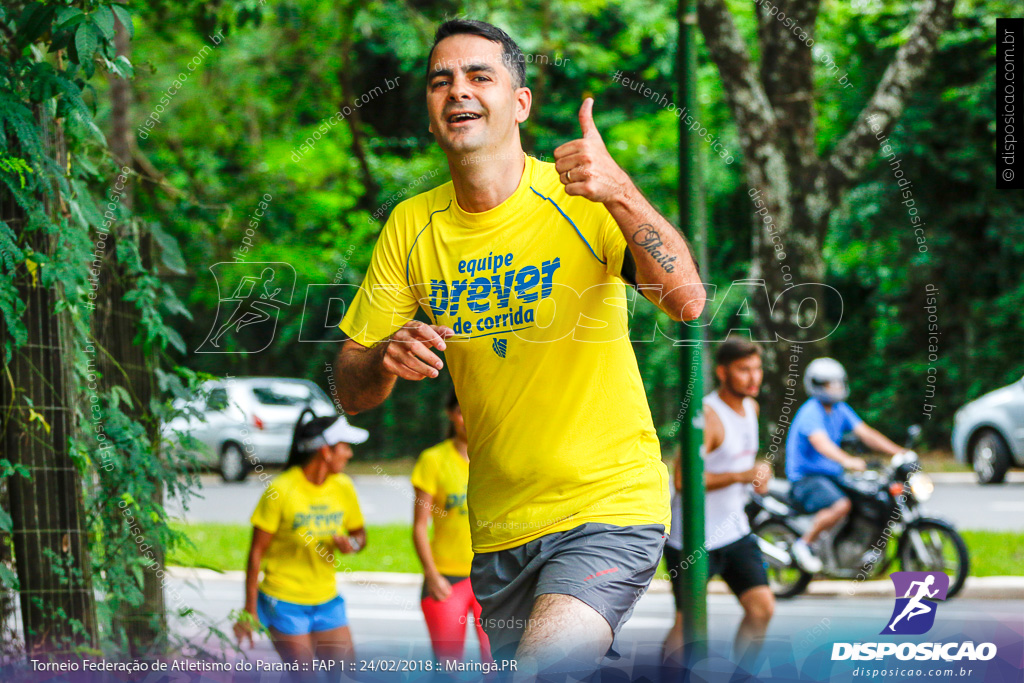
[578,97,600,140]
[554,97,632,204]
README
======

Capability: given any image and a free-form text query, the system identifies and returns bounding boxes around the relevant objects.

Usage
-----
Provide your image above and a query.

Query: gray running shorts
[469,522,666,659]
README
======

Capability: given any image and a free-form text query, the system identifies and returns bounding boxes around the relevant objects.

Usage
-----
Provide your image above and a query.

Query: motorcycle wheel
[899,519,969,598]
[754,520,813,599]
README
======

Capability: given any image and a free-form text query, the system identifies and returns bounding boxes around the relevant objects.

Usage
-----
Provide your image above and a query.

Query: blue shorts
[791,475,848,514]
[257,592,348,635]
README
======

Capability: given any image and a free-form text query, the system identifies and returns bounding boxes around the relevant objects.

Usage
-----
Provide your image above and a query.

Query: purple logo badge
[882,571,949,635]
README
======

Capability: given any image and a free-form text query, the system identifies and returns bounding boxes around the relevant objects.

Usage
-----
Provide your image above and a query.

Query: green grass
[917,449,971,473]
[168,524,1022,579]
[961,530,1024,576]
[168,522,422,574]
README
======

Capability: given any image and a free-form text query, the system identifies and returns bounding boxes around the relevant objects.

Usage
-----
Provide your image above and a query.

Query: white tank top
[666,391,759,551]
[702,392,759,549]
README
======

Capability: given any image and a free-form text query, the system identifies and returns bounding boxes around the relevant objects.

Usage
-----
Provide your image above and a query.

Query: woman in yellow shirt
[411,393,492,663]
[234,409,368,668]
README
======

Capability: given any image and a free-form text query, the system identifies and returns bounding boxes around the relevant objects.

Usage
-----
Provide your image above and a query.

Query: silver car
[165,377,337,481]
[952,375,1024,484]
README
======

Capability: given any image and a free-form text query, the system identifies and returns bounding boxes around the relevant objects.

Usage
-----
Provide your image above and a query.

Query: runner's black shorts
[663,533,768,610]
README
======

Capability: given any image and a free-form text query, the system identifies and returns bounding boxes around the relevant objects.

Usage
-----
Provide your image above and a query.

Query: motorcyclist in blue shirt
[785,358,910,573]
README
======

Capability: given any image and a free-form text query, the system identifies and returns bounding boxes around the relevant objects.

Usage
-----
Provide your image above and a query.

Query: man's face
[426,34,530,155]
[718,354,763,398]
[822,380,846,403]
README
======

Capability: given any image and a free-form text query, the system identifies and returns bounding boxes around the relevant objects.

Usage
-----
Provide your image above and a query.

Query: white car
[165,377,337,481]
[952,375,1024,484]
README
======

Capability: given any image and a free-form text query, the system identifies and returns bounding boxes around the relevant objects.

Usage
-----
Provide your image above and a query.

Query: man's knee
[741,589,775,625]
[832,496,852,516]
[748,601,774,626]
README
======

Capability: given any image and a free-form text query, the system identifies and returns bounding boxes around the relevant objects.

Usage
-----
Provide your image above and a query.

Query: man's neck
[716,387,747,416]
[448,145,526,213]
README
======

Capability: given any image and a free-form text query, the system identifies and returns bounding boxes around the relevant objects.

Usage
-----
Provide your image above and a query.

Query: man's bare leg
[735,586,774,667]
[661,610,684,666]
[514,593,612,679]
[801,497,851,544]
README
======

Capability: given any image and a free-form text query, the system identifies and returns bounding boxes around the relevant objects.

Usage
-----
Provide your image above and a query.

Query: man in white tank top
[663,338,774,665]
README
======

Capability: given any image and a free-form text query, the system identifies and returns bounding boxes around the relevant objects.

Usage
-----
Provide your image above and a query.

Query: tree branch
[821,0,956,205]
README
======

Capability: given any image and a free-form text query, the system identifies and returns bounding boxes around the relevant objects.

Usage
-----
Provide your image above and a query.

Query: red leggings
[421,576,492,662]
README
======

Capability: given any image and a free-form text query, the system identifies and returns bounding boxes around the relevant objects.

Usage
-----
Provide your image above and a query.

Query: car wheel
[220,443,249,483]
[971,429,1011,485]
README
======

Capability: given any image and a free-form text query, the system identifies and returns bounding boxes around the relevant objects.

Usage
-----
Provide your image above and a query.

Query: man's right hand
[735,466,760,485]
[845,457,868,472]
[382,321,455,380]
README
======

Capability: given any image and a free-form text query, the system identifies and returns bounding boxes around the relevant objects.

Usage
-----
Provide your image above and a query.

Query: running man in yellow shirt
[411,392,492,663]
[234,409,368,670]
[335,18,705,670]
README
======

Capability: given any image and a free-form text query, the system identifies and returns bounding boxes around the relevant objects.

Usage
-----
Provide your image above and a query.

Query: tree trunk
[697,0,955,465]
[0,104,98,658]
[336,0,380,214]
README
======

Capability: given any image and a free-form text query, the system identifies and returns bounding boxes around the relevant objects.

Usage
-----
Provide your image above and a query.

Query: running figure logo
[882,571,950,635]
[198,262,295,354]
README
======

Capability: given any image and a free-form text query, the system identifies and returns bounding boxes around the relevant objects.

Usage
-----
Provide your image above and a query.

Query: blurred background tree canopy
[91,0,1022,457]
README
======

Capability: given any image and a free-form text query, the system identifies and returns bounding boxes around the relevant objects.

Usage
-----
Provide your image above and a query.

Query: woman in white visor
[234,408,369,672]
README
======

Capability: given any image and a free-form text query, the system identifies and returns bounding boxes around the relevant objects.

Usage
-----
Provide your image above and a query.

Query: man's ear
[515,87,532,124]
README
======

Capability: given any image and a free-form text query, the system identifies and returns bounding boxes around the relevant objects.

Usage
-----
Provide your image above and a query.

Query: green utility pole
[677,0,708,657]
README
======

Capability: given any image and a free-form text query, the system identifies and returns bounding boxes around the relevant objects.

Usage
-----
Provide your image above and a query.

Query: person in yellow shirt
[411,392,492,663]
[233,408,368,670]
[334,18,705,670]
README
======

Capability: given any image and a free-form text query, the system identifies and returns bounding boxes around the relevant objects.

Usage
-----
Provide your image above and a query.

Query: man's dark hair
[715,337,762,368]
[426,19,527,90]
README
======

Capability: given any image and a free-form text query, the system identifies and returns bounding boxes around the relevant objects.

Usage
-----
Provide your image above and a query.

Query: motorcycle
[747,426,969,599]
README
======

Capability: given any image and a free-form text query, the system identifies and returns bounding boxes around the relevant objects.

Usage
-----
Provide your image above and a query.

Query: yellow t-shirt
[250,466,364,604]
[340,154,670,551]
[410,439,473,576]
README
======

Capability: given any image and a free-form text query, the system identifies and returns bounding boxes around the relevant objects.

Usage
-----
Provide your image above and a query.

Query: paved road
[167,472,1024,531]
[927,473,1024,531]
[168,571,1023,678]
[166,473,415,525]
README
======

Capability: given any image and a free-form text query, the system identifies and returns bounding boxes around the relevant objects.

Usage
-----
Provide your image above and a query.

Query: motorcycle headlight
[908,472,934,502]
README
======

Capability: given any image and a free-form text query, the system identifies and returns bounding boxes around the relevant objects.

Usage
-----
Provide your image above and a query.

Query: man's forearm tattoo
[631,224,677,273]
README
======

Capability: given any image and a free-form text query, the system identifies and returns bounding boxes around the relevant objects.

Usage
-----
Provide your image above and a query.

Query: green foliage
[0,0,209,658]
[105,0,1017,457]
[0,0,1013,663]
[825,0,1024,439]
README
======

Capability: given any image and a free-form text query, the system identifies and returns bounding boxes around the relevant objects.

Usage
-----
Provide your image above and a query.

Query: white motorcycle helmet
[804,357,849,404]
